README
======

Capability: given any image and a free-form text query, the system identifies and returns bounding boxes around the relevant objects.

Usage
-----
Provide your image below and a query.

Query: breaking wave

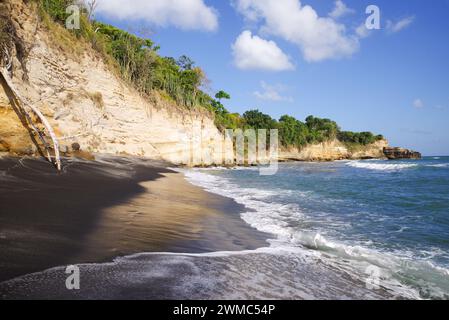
[2,159,448,300]
[346,161,418,171]
[182,168,449,300]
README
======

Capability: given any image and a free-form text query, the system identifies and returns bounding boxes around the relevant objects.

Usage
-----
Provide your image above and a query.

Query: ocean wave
[2,167,446,300]
[291,232,449,299]
[183,169,449,299]
[426,163,449,168]
[0,247,399,300]
[183,170,305,240]
[346,161,418,171]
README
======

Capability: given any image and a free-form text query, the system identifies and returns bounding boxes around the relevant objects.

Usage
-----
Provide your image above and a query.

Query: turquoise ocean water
[184,157,449,299]
[2,157,448,299]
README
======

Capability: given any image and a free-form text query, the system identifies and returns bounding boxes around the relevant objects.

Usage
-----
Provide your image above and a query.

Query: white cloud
[386,16,415,33]
[233,0,359,62]
[232,31,295,71]
[254,81,293,102]
[355,22,371,39]
[329,0,354,19]
[96,0,218,31]
[413,99,424,109]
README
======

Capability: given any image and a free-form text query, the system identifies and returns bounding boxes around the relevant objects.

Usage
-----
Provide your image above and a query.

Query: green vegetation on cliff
[242,111,383,148]
[32,0,211,108]
[28,0,384,150]
[0,20,9,48]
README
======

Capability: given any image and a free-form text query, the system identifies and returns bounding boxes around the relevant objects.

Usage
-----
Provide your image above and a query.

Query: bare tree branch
[3,47,12,71]
[1,48,62,171]
[86,0,98,22]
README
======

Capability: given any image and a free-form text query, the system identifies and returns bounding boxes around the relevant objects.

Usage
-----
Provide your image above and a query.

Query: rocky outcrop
[279,139,389,162]
[383,147,422,160]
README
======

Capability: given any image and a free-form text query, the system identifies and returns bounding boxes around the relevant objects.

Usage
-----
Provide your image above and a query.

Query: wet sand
[0,156,268,283]
[0,156,401,300]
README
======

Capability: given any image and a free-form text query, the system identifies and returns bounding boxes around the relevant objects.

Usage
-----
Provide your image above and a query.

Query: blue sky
[96,0,449,155]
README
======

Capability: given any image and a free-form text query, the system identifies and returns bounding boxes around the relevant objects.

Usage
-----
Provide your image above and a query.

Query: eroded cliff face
[0,77,36,155]
[0,0,231,165]
[0,0,388,165]
[279,139,389,162]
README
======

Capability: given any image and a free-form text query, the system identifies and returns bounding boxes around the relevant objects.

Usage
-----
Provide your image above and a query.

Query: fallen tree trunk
[1,67,62,171]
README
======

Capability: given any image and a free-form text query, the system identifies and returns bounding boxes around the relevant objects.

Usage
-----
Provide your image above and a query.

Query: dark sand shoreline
[0,156,404,300]
[0,156,269,284]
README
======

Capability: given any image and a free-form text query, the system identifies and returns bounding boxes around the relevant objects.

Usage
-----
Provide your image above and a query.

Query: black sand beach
[0,156,401,300]
[0,156,268,284]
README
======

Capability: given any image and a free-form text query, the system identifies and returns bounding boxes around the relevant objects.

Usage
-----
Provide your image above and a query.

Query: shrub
[0,19,10,49]
[338,131,384,145]
[34,0,213,109]
[305,116,339,143]
[38,0,75,24]
[243,110,278,130]
[278,115,309,148]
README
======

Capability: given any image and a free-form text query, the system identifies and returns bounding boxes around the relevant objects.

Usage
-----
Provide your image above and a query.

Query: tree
[211,100,227,114]
[338,131,356,143]
[279,115,309,147]
[86,0,98,22]
[177,55,195,71]
[305,115,339,142]
[358,132,376,145]
[210,90,231,116]
[215,90,231,102]
[337,131,382,145]
[243,110,277,130]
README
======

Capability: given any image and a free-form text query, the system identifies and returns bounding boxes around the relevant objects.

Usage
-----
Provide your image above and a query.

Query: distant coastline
[0,0,399,168]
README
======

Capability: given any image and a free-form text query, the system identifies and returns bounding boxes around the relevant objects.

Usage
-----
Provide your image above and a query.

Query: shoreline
[0,155,269,284]
[2,155,442,299]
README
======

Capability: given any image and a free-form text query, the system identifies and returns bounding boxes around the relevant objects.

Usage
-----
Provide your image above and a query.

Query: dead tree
[1,47,62,171]
[86,0,98,22]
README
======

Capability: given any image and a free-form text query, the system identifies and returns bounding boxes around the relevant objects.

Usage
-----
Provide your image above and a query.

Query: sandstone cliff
[0,0,232,166]
[0,0,389,166]
[279,139,388,162]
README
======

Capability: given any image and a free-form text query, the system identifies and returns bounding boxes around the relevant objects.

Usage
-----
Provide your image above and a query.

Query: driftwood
[1,48,61,171]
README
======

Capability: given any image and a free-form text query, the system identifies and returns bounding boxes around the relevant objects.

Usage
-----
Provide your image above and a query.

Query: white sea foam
[183,170,305,240]
[3,166,447,300]
[347,160,449,171]
[427,163,449,168]
[0,246,400,300]
[181,168,449,300]
[346,161,418,171]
